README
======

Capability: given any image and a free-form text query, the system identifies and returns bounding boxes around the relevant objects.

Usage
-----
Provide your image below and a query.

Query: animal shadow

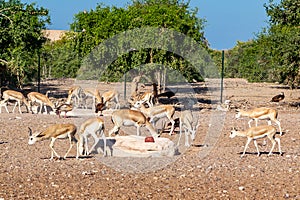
[238,151,284,156]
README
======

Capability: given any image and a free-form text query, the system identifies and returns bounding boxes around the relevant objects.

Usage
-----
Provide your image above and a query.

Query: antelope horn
[28,127,32,136]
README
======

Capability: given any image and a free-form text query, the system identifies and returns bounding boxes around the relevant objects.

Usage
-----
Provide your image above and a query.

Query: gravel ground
[0,78,299,199]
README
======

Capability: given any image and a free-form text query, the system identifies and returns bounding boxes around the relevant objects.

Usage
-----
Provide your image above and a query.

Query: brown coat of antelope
[28,124,78,160]
[230,125,282,157]
[109,109,159,138]
[0,89,31,114]
[235,107,283,136]
[27,92,56,114]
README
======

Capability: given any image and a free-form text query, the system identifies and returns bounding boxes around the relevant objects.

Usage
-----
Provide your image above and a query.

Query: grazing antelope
[78,117,106,157]
[229,125,282,157]
[109,109,159,138]
[235,107,282,136]
[271,92,285,102]
[81,88,101,109]
[177,110,199,147]
[95,90,120,115]
[27,92,56,114]
[0,90,31,114]
[28,124,78,160]
[66,86,83,107]
[55,102,73,118]
[137,103,175,135]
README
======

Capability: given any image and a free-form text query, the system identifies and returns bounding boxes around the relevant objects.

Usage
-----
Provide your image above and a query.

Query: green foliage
[224,0,300,87]
[60,0,209,83]
[262,0,300,87]
[0,0,49,87]
[265,0,300,26]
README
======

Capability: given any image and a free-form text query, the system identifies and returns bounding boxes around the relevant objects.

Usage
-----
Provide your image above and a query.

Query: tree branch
[0,59,9,65]
[0,12,13,25]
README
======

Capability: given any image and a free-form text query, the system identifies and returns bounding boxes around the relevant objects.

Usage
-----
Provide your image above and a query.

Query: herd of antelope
[0,84,285,159]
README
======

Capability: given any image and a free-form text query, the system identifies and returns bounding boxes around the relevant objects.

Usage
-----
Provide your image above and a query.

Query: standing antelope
[177,110,199,147]
[81,88,101,109]
[66,86,83,107]
[78,117,106,157]
[0,90,31,114]
[27,92,56,114]
[95,90,120,115]
[28,124,78,160]
[109,109,159,138]
[137,103,176,136]
[235,107,282,136]
[229,125,282,157]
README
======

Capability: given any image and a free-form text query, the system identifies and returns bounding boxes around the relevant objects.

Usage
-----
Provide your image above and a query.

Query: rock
[109,135,176,157]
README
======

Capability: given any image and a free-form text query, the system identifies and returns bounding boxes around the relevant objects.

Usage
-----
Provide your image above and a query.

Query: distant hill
[42,30,67,42]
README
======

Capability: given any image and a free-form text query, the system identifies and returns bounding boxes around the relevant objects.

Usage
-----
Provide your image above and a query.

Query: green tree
[0,0,50,88]
[57,0,209,83]
[262,0,300,87]
[224,0,300,87]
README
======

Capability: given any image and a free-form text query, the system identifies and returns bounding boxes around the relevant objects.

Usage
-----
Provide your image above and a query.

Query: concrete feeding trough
[93,135,177,157]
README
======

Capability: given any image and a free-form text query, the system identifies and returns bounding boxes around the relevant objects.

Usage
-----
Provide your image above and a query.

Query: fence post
[38,49,41,93]
[220,50,224,103]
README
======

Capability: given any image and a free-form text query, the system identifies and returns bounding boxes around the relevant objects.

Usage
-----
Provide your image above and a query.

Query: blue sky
[23,0,280,50]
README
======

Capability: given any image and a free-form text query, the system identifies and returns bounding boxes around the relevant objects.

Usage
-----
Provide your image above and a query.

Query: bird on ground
[157,89,177,99]
[271,92,285,102]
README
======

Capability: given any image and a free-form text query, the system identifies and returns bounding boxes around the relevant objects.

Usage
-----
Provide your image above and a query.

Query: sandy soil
[0,78,299,199]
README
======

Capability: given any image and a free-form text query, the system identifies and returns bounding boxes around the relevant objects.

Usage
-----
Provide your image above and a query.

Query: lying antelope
[0,90,31,114]
[95,90,120,115]
[109,109,159,138]
[137,103,175,135]
[177,110,199,147]
[235,107,282,136]
[28,124,78,160]
[27,92,56,114]
[130,91,154,108]
[230,125,282,157]
[78,117,106,157]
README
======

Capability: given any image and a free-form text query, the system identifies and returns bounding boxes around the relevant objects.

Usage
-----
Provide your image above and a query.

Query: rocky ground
[0,78,299,199]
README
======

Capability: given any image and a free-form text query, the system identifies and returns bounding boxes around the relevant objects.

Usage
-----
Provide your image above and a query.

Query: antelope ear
[54,101,60,108]
[28,127,32,136]
[36,131,45,137]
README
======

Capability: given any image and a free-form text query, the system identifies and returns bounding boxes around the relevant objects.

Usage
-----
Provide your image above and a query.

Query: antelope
[66,86,83,107]
[109,109,159,138]
[137,103,176,135]
[28,124,78,160]
[55,102,73,118]
[235,107,282,136]
[177,110,199,147]
[81,88,101,109]
[78,117,106,157]
[229,125,282,157]
[27,92,56,114]
[130,91,154,108]
[95,90,120,115]
[0,90,31,114]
